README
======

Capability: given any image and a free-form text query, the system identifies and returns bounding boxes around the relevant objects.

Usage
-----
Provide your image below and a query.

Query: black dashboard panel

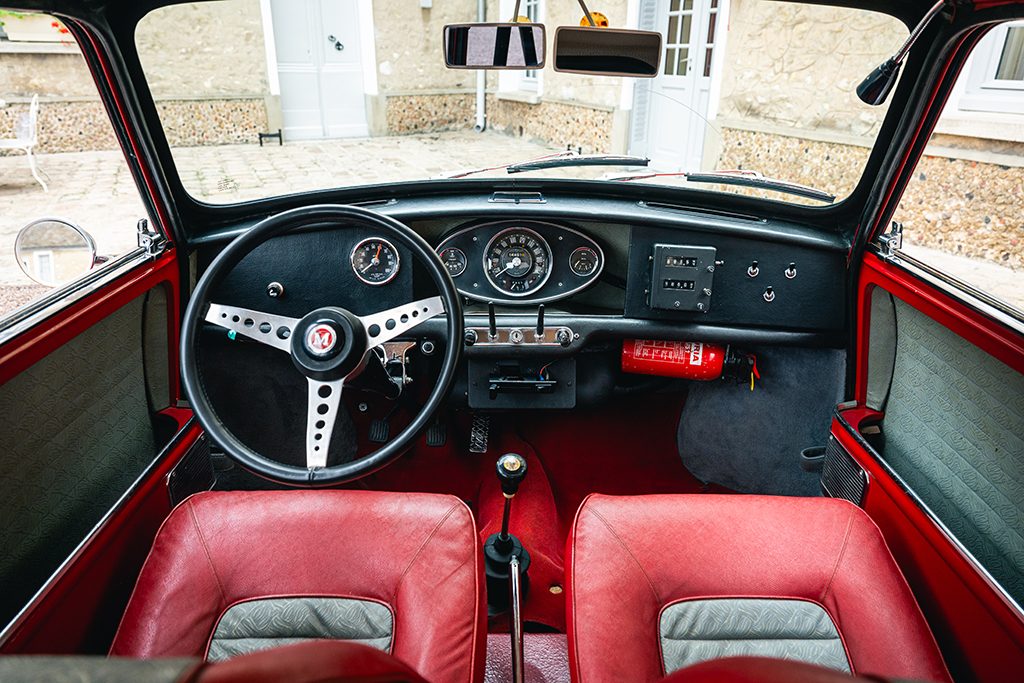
[435,220,604,305]
[194,193,850,346]
[203,229,415,320]
[625,225,846,332]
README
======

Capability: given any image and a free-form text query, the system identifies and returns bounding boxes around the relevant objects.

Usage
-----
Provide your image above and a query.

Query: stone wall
[894,154,1024,270]
[384,92,475,134]
[716,126,1024,269]
[0,97,267,153]
[486,97,614,153]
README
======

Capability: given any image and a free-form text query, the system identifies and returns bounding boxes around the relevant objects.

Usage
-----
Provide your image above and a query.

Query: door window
[0,12,149,323]
[889,20,1024,315]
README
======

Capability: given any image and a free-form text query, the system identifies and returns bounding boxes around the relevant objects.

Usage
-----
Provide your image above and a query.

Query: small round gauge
[351,237,400,286]
[484,227,552,297]
[438,247,468,277]
[569,246,600,277]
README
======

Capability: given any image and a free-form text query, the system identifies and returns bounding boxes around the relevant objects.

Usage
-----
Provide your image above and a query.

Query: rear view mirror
[553,27,662,77]
[444,23,545,70]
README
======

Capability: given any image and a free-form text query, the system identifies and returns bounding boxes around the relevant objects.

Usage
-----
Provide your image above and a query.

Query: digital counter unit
[648,244,717,312]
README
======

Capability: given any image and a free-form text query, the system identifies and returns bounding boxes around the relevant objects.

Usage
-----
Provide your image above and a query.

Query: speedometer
[484,227,552,297]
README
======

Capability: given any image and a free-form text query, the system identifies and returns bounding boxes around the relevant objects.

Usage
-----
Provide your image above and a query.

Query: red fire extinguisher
[621,340,759,386]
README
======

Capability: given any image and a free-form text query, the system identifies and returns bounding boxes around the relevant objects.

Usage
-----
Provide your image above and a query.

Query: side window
[891,20,1023,313]
[0,11,148,323]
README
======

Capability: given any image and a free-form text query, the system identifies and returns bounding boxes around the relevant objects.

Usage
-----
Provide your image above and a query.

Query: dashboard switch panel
[649,244,717,312]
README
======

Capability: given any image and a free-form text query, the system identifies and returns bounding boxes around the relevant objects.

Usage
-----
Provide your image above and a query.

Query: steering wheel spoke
[361,296,445,349]
[306,377,344,469]
[205,303,298,352]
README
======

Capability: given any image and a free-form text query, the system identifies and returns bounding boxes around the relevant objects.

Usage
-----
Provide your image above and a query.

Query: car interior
[0,0,1022,681]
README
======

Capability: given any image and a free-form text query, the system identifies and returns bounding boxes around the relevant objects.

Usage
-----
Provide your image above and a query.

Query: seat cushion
[111,490,485,683]
[565,494,951,683]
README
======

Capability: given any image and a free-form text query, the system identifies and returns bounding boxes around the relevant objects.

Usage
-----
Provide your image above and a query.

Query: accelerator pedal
[469,414,490,453]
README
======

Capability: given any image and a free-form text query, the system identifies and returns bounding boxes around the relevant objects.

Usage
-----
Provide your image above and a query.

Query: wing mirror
[443,23,545,70]
[552,26,662,77]
[15,218,101,287]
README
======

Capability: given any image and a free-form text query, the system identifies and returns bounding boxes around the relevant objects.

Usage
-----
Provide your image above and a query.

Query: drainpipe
[474,0,487,131]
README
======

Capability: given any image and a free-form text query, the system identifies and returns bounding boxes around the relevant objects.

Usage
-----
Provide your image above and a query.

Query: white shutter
[629,0,660,154]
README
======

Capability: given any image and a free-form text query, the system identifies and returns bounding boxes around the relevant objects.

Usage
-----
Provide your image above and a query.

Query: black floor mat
[677,346,845,496]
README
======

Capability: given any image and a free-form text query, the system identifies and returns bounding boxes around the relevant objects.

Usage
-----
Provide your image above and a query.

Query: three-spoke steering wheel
[180,205,462,485]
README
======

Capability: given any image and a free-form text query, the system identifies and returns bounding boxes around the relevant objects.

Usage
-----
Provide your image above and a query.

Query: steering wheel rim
[180,204,463,486]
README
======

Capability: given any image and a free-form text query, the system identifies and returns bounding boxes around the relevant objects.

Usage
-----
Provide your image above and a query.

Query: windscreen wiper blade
[684,170,835,203]
[506,154,649,174]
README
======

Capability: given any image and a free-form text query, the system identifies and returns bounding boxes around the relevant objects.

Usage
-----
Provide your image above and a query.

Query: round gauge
[438,246,468,277]
[569,246,600,277]
[351,237,400,286]
[484,227,552,297]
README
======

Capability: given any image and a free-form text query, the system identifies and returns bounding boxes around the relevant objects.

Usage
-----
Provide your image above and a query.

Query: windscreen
[135,0,908,205]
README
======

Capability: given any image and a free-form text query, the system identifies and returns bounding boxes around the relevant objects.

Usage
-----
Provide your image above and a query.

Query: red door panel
[833,252,1024,681]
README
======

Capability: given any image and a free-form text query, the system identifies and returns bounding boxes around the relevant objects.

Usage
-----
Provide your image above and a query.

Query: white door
[634,0,722,171]
[270,0,368,140]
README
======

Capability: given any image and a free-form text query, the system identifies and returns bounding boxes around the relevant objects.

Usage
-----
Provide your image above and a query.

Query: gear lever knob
[496,453,527,497]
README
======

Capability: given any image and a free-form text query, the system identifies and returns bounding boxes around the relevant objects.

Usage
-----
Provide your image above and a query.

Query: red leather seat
[566,494,952,683]
[111,490,485,683]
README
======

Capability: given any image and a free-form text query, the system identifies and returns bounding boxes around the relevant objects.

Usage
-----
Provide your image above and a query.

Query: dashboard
[197,193,848,412]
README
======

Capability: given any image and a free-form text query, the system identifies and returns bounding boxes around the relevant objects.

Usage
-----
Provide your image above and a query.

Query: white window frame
[957,20,1024,115]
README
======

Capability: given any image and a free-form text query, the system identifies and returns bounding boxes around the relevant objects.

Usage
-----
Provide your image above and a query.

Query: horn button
[291,308,367,380]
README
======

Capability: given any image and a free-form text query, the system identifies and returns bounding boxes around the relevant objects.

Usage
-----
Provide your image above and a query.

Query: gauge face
[351,237,400,285]
[438,247,467,277]
[569,246,600,277]
[484,228,551,297]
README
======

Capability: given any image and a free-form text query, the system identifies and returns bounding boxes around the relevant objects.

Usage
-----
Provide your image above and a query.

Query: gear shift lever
[483,453,531,614]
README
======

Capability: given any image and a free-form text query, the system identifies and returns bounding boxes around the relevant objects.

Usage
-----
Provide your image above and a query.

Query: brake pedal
[426,420,447,447]
[469,414,490,453]
[369,418,389,443]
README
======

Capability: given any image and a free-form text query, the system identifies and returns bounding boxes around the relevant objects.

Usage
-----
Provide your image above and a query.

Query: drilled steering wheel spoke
[306,377,344,469]
[360,296,445,349]
[205,303,298,352]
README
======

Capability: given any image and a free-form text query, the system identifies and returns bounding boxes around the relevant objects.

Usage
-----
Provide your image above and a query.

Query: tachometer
[351,237,399,285]
[484,227,551,297]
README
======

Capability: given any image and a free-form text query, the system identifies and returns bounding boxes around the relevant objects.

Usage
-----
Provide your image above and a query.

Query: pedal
[469,414,490,453]
[426,420,447,447]
[369,418,390,443]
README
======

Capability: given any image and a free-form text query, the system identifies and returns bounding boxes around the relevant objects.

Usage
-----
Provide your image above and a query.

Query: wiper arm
[506,153,649,174]
[610,169,835,203]
[688,170,835,203]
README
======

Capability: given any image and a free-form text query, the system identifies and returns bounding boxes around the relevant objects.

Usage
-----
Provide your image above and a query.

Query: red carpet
[354,394,723,630]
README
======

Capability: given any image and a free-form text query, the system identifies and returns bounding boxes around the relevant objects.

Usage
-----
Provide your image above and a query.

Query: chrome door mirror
[443,23,545,69]
[15,218,98,287]
[552,26,662,77]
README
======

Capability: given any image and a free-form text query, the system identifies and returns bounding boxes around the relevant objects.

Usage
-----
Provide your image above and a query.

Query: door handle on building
[327,34,344,51]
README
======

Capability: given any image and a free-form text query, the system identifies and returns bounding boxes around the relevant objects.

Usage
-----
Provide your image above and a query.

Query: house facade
[0,0,1021,268]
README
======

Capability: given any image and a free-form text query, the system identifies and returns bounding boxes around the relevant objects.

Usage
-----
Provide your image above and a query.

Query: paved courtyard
[0,130,1020,315]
